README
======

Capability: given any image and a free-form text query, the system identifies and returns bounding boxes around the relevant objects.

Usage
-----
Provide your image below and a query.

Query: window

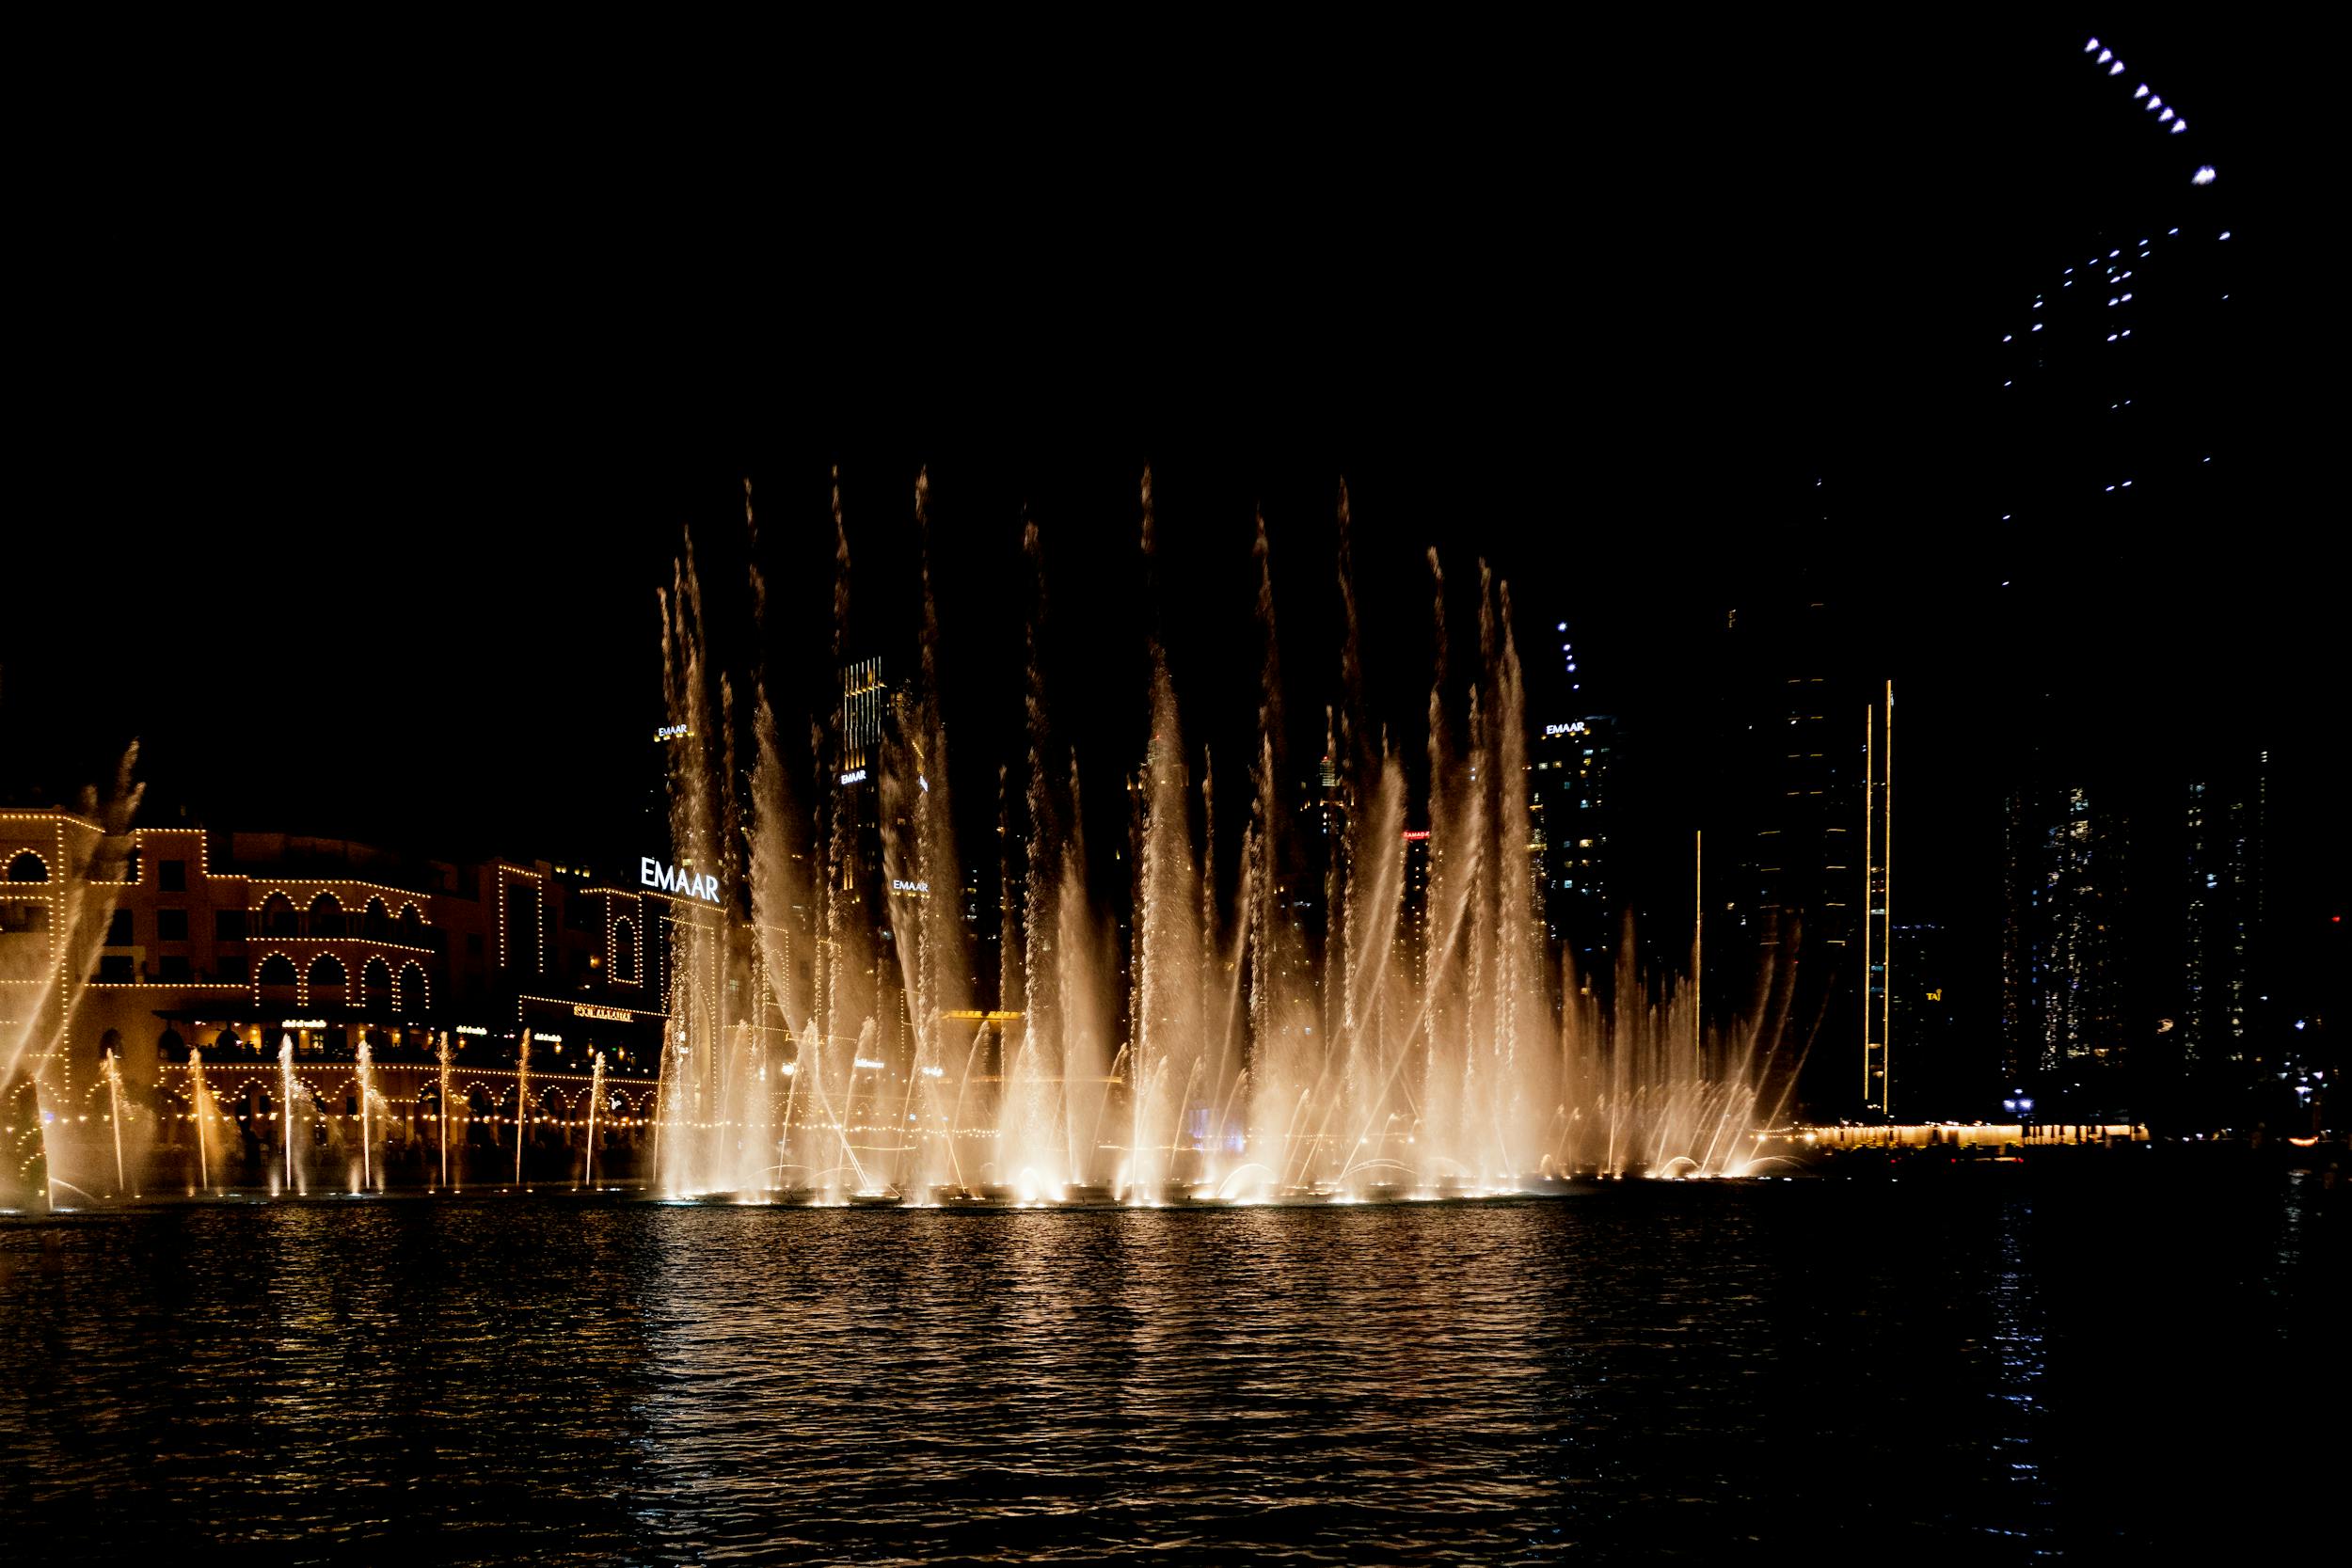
[5,851,46,882]
[159,955,192,982]
[160,861,187,892]
[156,909,189,942]
[215,956,247,983]
[106,909,134,945]
[215,909,246,941]
[98,955,135,982]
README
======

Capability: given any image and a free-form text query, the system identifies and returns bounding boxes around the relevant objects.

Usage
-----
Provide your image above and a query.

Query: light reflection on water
[0,1182,2335,1562]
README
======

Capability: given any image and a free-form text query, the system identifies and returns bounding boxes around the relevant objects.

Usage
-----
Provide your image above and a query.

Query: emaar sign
[641,857,722,904]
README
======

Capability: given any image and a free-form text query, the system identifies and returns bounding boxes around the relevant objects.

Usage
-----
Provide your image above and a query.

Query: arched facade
[257,952,301,999]
[308,953,347,1006]
[361,956,393,1007]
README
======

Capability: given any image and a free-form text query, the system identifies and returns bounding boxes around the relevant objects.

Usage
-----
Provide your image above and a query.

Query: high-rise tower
[1861,681,1893,1117]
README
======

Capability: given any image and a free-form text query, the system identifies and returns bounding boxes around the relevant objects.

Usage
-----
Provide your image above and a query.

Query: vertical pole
[1863,704,1874,1110]
[1882,681,1894,1123]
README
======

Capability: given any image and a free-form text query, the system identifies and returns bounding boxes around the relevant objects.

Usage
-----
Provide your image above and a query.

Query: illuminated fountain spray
[583,1050,605,1188]
[513,1031,532,1189]
[277,1035,296,1195]
[354,1035,378,1193]
[648,474,1784,1204]
[437,1032,453,1191]
[188,1042,213,1194]
[102,1049,127,1197]
[0,746,142,1212]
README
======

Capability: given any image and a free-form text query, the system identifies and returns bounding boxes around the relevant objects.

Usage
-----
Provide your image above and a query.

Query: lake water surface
[2,1175,2339,1562]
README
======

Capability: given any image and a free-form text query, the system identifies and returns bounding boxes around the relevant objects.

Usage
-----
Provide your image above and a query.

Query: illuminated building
[1989,40,2241,530]
[1861,681,1893,1116]
[1398,827,1432,991]
[1531,715,1618,984]
[2178,757,2264,1074]
[839,657,887,785]
[1716,584,1884,1112]
[2000,784,2125,1100]
[1979,36,2252,1121]
[1,814,729,1094]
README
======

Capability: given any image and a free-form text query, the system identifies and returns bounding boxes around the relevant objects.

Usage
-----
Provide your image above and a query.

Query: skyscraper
[1716,587,1875,1112]
[1981,34,2249,702]
[2001,783,2127,1108]
[1861,681,1893,1116]
[1533,714,1618,985]
[2178,758,2264,1075]
[1980,33,2259,1124]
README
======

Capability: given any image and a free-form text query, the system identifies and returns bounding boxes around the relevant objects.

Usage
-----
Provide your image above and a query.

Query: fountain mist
[647,473,1785,1203]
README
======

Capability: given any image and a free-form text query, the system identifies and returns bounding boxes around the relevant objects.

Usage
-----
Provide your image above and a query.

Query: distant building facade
[2,814,728,1099]
[2177,763,2264,1074]
[2000,784,2127,1103]
[1532,715,1618,985]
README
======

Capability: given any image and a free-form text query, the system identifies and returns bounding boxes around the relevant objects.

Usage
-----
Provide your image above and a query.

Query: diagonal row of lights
[2085,38,2189,135]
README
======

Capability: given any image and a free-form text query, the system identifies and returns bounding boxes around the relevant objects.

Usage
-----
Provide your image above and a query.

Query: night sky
[8,18,2339,1030]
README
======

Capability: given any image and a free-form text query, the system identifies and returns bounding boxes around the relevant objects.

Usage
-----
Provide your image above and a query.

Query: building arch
[308,892,344,933]
[396,960,429,1013]
[256,951,301,1002]
[612,917,638,983]
[100,1027,123,1059]
[261,893,298,937]
[156,1027,183,1060]
[6,849,48,881]
[362,897,390,939]
[360,956,393,1008]
[308,952,348,1006]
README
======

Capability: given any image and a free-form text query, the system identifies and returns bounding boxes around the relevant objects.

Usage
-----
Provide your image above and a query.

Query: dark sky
[8,15,2337,985]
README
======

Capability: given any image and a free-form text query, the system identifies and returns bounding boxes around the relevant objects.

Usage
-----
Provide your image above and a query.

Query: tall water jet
[644,473,1783,1211]
[277,1035,296,1195]
[437,1032,453,1191]
[188,1042,212,1194]
[513,1030,532,1189]
[102,1049,127,1198]
[355,1035,377,1193]
[584,1051,605,1188]
[0,742,143,1211]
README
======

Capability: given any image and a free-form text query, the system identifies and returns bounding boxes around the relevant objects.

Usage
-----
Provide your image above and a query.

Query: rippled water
[2,1177,2339,1562]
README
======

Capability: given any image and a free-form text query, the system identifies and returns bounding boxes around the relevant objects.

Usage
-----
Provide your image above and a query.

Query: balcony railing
[247,914,446,951]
